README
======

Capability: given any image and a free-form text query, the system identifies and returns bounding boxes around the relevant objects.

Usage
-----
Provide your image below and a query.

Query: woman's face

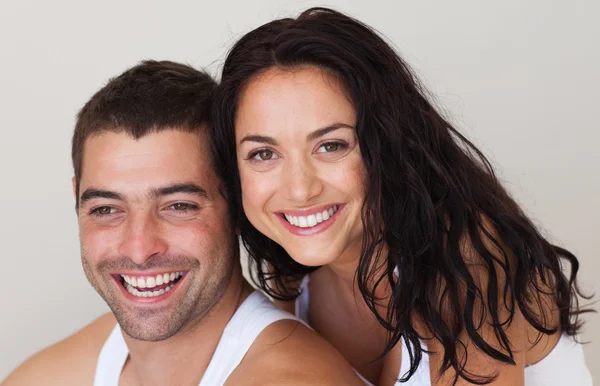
[235,66,366,266]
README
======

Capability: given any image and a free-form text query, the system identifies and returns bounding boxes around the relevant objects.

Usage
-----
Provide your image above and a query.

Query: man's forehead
[79,130,216,193]
[83,128,205,153]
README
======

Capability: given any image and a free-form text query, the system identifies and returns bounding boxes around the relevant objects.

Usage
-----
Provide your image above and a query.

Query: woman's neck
[324,242,392,302]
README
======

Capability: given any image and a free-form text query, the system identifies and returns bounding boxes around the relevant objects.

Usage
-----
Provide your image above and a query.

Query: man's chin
[122,327,175,342]
[116,315,181,342]
[109,305,185,342]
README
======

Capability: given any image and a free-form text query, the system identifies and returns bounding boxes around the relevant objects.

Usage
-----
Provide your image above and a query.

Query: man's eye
[90,206,115,216]
[169,203,198,212]
[250,149,279,161]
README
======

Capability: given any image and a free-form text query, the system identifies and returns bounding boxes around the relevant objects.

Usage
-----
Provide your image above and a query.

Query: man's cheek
[82,229,116,259]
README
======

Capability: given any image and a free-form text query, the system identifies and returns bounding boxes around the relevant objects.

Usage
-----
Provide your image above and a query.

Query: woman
[212,7,592,385]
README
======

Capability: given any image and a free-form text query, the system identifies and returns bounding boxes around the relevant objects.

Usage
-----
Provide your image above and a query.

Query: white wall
[1,0,597,382]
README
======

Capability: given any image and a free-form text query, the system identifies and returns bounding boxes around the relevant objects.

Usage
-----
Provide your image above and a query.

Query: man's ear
[72,177,79,213]
[218,182,229,200]
[218,181,240,236]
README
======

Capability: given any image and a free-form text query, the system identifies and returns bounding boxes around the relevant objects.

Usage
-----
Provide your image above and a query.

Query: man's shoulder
[2,312,116,386]
[226,319,364,386]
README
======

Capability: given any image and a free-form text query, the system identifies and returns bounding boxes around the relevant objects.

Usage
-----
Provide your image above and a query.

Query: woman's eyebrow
[306,123,354,141]
[238,134,278,146]
[239,123,355,146]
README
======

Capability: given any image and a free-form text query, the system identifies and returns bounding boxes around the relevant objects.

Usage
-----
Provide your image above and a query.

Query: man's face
[76,129,236,341]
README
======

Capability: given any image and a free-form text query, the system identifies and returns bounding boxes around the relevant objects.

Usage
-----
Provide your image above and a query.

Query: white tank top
[296,275,592,386]
[94,291,297,386]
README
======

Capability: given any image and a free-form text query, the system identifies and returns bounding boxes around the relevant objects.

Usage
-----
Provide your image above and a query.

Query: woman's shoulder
[415,214,567,383]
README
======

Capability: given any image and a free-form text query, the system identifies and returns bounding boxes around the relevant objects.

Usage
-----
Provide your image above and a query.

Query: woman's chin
[283,246,340,267]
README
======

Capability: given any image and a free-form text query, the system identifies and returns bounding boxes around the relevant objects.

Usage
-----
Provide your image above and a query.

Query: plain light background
[0,0,598,382]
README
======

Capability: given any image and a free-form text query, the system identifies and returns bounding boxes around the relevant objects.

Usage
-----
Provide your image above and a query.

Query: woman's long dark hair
[212,7,590,384]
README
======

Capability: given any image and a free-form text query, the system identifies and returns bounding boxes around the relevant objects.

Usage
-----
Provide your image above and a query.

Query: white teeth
[146,277,156,288]
[284,206,339,228]
[121,271,184,294]
[121,275,137,286]
[298,216,308,227]
[283,215,299,226]
[125,282,176,298]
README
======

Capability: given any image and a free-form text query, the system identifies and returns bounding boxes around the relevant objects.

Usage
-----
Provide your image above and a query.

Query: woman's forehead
[235,67,356,138]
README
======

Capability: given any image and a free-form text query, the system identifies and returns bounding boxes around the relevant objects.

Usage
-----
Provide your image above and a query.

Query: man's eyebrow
[306,123,355,142]
[79,189,124,206]
[150,183,208,199]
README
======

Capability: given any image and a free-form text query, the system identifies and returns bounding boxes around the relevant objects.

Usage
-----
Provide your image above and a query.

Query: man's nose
[118,211,168,265]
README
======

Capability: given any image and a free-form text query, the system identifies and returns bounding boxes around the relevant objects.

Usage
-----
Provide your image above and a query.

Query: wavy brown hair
[212,7,591,384]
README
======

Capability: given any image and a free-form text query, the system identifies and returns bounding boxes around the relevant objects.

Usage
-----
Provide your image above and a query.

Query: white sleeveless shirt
[94,291,297,386]
[296,275,592,386]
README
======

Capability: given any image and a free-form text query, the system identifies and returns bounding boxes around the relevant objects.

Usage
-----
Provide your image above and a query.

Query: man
[2,61,361,386]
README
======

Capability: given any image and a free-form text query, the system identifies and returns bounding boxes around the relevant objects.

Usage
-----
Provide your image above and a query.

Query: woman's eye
[317,142,343,153]
[251,149,278,161]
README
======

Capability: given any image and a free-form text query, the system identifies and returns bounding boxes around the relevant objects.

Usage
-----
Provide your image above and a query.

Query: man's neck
[120,267,253,386]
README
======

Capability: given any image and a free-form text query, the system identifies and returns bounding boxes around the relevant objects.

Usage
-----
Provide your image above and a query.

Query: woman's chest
[306,274,403,385]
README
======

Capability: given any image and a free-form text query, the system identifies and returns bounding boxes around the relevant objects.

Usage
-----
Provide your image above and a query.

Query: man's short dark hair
[72,60,217,206]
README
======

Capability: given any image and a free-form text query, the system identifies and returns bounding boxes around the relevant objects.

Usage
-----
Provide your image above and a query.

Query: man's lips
[112,271,187,300]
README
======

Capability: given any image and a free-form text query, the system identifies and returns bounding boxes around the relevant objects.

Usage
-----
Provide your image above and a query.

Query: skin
[237,67,366,269]
[235,66,561,386]
[2,129,363,386]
